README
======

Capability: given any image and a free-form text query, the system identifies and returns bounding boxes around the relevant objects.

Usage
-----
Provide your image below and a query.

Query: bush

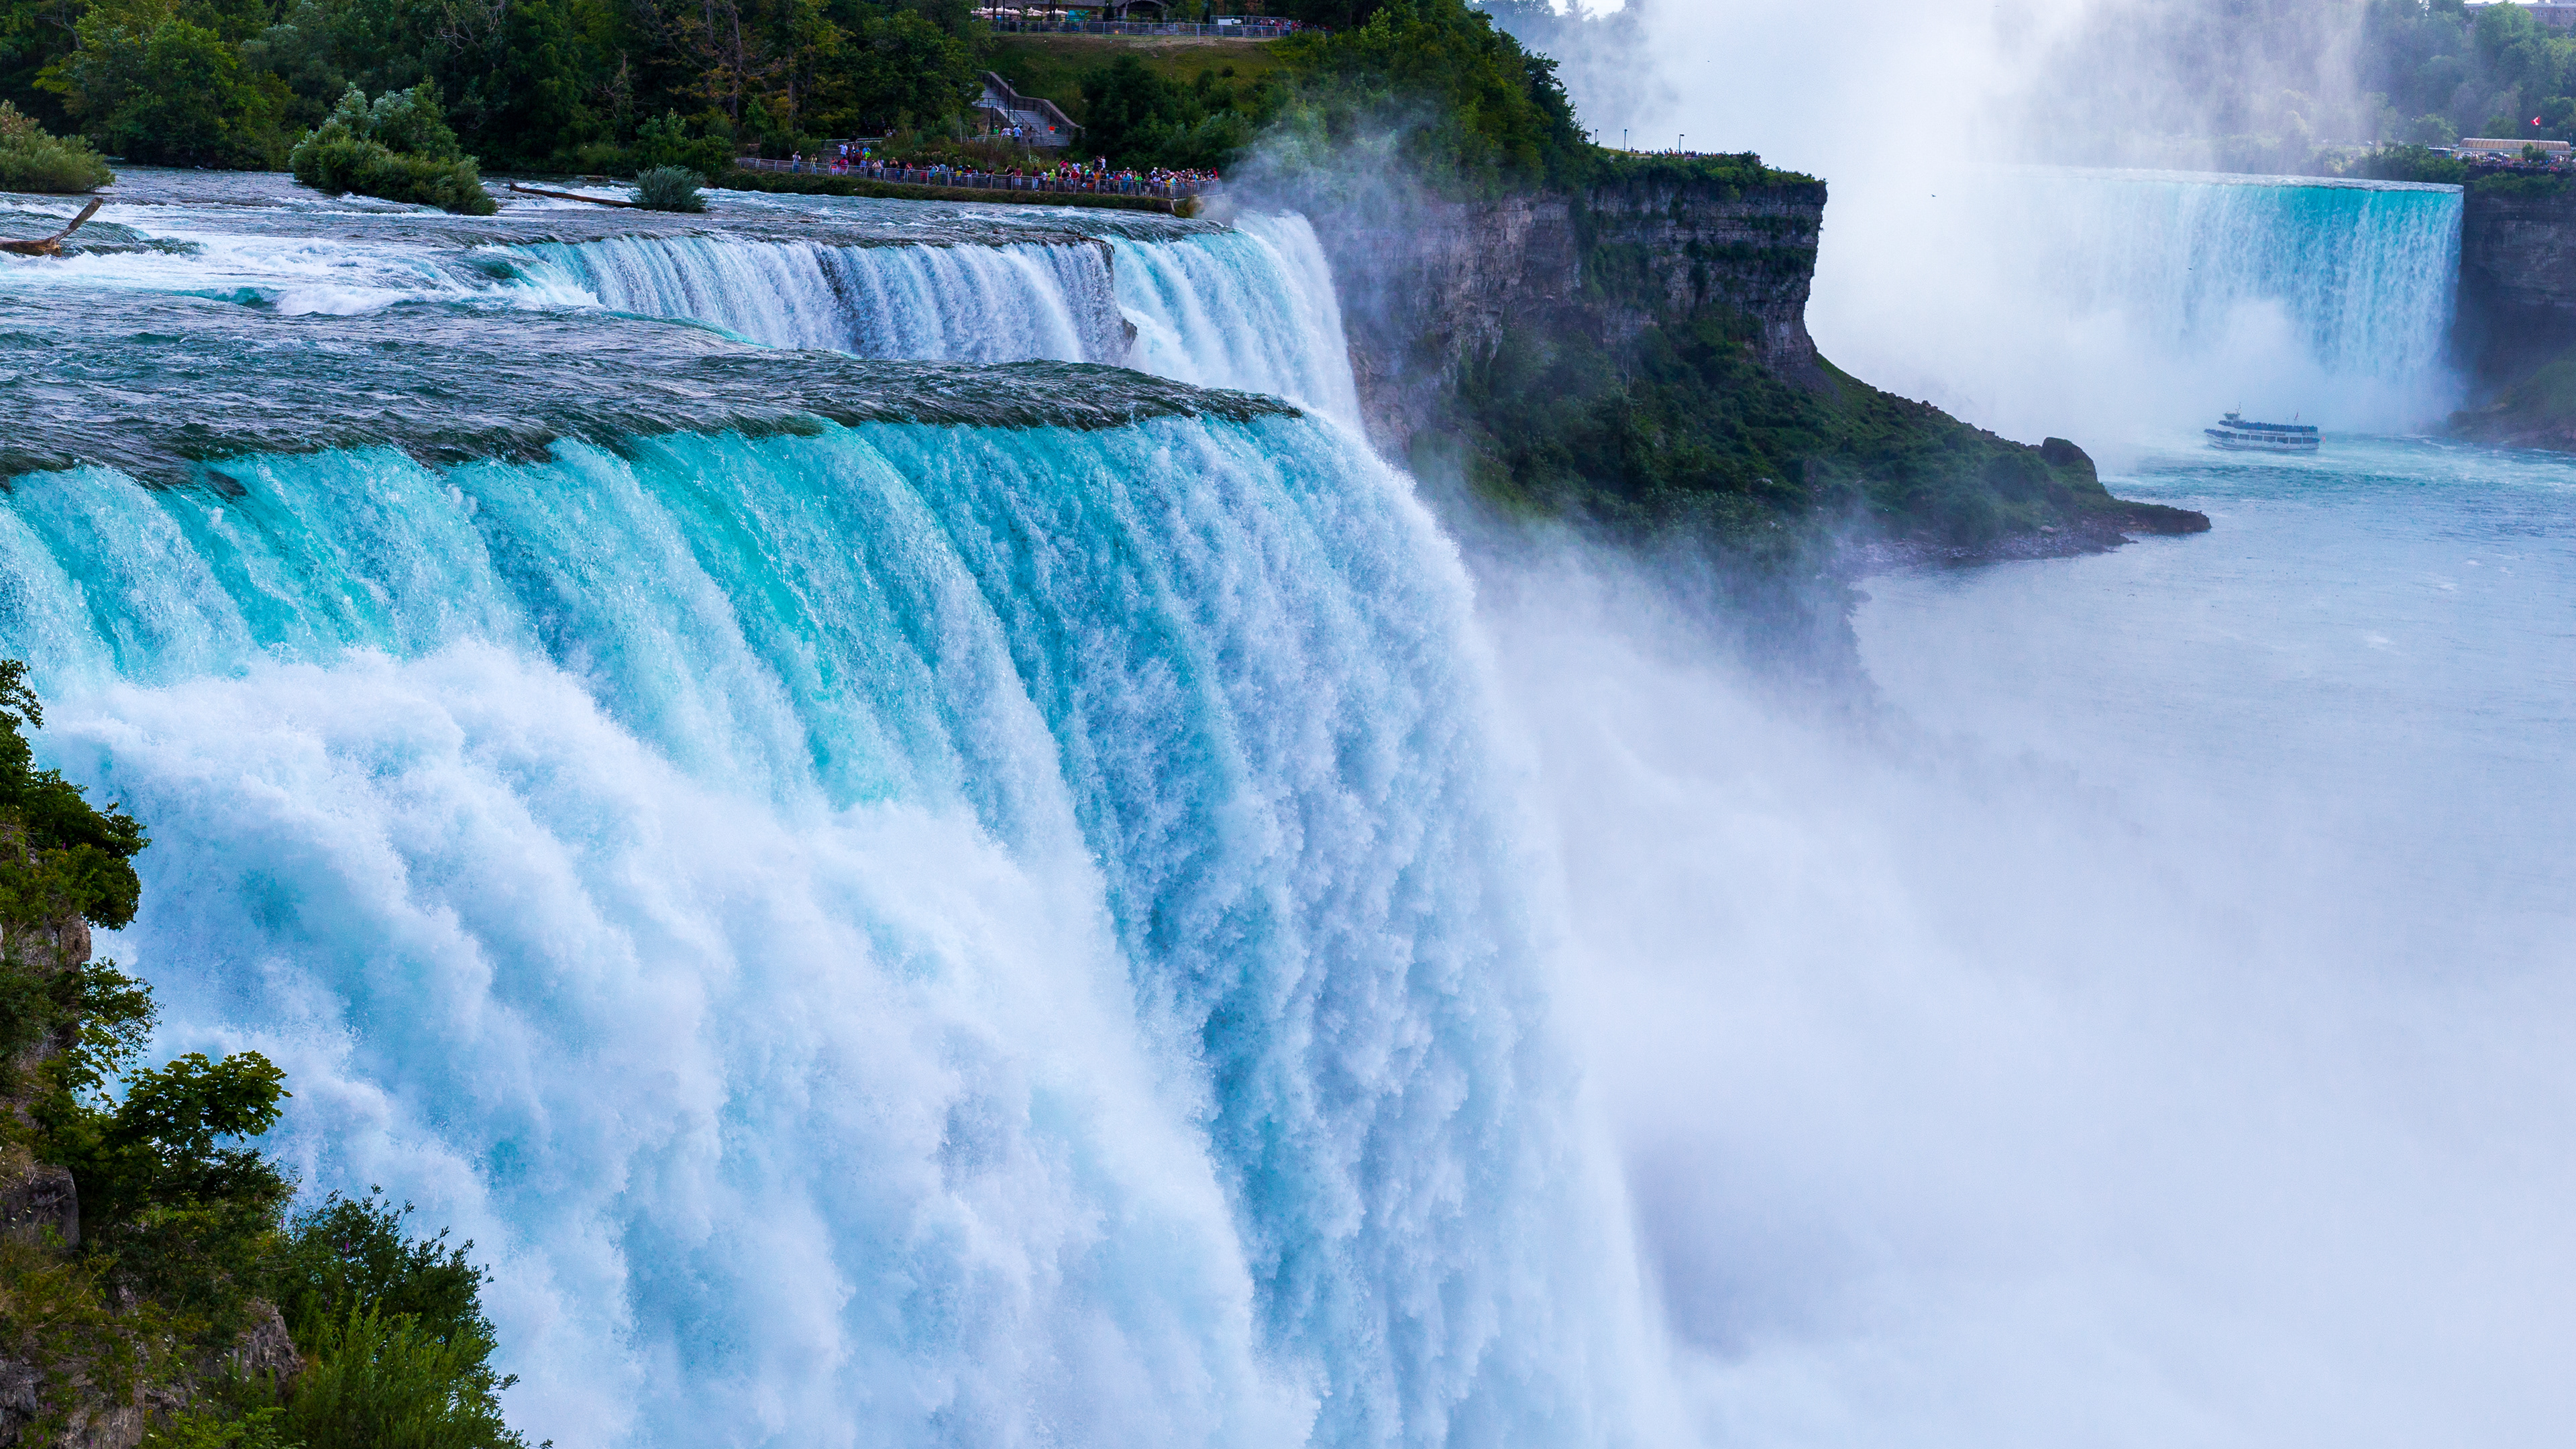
[629,165,704,212]
[0,103,114,194]
[282,1309,526,1449]
[288,85,495,216]
[630,109,738,181]
[142,1406,296,1449]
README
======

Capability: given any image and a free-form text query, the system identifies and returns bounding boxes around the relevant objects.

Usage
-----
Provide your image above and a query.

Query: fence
[979,18,1306,38]
[734,156,1215,201]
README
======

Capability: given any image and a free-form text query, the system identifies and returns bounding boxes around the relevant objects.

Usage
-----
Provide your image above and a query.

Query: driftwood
[506,182,635,208]
[0,197,102,258]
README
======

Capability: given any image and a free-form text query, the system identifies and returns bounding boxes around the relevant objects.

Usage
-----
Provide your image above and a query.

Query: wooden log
[506,182,637,208]
[0,197,103,258]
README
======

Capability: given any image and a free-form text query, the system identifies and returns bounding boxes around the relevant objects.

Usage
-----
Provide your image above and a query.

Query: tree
[44,0,289,166]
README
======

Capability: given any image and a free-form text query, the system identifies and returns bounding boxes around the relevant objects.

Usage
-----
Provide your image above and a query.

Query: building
[2455,136,2573,158]
[2477,1,2576,28]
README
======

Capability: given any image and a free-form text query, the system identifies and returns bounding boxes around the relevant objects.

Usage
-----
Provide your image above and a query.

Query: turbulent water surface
[5,168,2569,1449]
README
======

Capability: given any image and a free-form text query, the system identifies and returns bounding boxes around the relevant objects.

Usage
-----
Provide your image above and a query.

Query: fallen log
[0,197,103,258]
[506,182,635,208]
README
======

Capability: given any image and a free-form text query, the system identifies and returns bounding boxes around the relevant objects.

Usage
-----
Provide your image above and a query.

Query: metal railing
[734,156,1216,201]
[979,18,1307,37]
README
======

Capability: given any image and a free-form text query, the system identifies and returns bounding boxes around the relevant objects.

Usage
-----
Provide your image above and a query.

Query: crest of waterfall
[504,235,1130,363]
[1808,168,2464,440]
[500,213,1362,423]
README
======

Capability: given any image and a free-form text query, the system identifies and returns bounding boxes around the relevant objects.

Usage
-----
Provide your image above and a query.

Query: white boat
[2205,411,2319,451]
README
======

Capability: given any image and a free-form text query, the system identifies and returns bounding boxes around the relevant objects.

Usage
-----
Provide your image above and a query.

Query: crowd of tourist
[761,145,1221,198]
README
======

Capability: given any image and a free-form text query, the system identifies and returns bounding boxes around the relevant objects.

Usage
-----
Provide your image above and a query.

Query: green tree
[1271,0,1587,194]
[44,0,290,166]
[289,81,495,213]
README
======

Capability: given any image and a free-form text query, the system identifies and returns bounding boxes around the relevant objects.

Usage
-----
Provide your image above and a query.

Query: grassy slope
[985,36,1288,123]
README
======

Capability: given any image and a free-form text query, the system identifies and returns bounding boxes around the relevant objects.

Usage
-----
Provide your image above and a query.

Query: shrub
[630,165,704,212]
[141,1405,296,1448]
[282,1309,526,1449]
[270,1191,492,1350]
[0,103,114,194]
[288,85,495,216]
[627,111,737,181]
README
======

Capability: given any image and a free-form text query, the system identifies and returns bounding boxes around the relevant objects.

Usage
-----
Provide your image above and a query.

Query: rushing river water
[4,169,2569,1449]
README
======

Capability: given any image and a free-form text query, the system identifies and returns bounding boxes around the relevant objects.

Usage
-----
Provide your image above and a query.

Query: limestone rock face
[1304,173,1829,459]
[226,1301,303,1388]
[0,1161,76,1248]
[2459,188,2576,385]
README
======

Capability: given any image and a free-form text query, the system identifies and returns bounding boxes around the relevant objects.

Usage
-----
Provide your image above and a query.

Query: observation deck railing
[979,18,1306,38]
[734,156,1216,201]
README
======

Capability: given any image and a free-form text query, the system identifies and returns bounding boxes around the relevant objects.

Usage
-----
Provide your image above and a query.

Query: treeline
[0,0,1612,188]
[1038,0,1593,191]
[0,0,987,172]
[2362,0,2576,145]
[2021,0,2576,172]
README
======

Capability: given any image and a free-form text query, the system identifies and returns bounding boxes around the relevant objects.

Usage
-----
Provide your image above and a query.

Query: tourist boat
[2205,411,2320,451]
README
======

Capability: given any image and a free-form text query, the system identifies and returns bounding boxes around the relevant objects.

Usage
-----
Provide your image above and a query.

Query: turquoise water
[1860,435,2576,922]
[1,180,1665,1448]
[6,161,2555,1449]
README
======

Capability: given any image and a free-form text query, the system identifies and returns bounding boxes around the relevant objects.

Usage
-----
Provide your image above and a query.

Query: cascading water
[503,235,1129,362]
[0,175,1667,1448]
[500,213,1362,421]
[1109,215,1363,425]
[1806,168,2465,441]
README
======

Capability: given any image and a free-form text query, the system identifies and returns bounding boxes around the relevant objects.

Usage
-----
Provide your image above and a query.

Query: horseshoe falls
[0,176,1664,1449]
[1806,168,2465,443]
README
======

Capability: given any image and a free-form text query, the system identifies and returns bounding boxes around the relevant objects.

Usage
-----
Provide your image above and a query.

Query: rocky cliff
[1300,162,2204,555]
[1308,170,1827,460]
[2457,187,2576,386]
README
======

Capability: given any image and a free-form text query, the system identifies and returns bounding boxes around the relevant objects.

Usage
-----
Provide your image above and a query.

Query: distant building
[2455,136,2573,158]
[2477,1,2576,28]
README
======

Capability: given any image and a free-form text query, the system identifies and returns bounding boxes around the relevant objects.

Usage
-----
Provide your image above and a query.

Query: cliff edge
[1302,156,2207,561]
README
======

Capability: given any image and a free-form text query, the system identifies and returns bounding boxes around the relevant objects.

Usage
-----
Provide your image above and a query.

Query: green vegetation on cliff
[0,660,525,1446]
[1452,313,2183,551]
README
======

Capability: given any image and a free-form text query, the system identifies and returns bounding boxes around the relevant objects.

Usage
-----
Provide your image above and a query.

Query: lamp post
[1678,133,1686,154]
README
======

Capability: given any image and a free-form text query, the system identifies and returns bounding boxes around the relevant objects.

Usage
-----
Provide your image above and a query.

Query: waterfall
[500,214,1362,420]
[0,415,1658,1448]
[1108,215,1364,425]
[1807,168,2465,439]
[504,235,1130,363]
